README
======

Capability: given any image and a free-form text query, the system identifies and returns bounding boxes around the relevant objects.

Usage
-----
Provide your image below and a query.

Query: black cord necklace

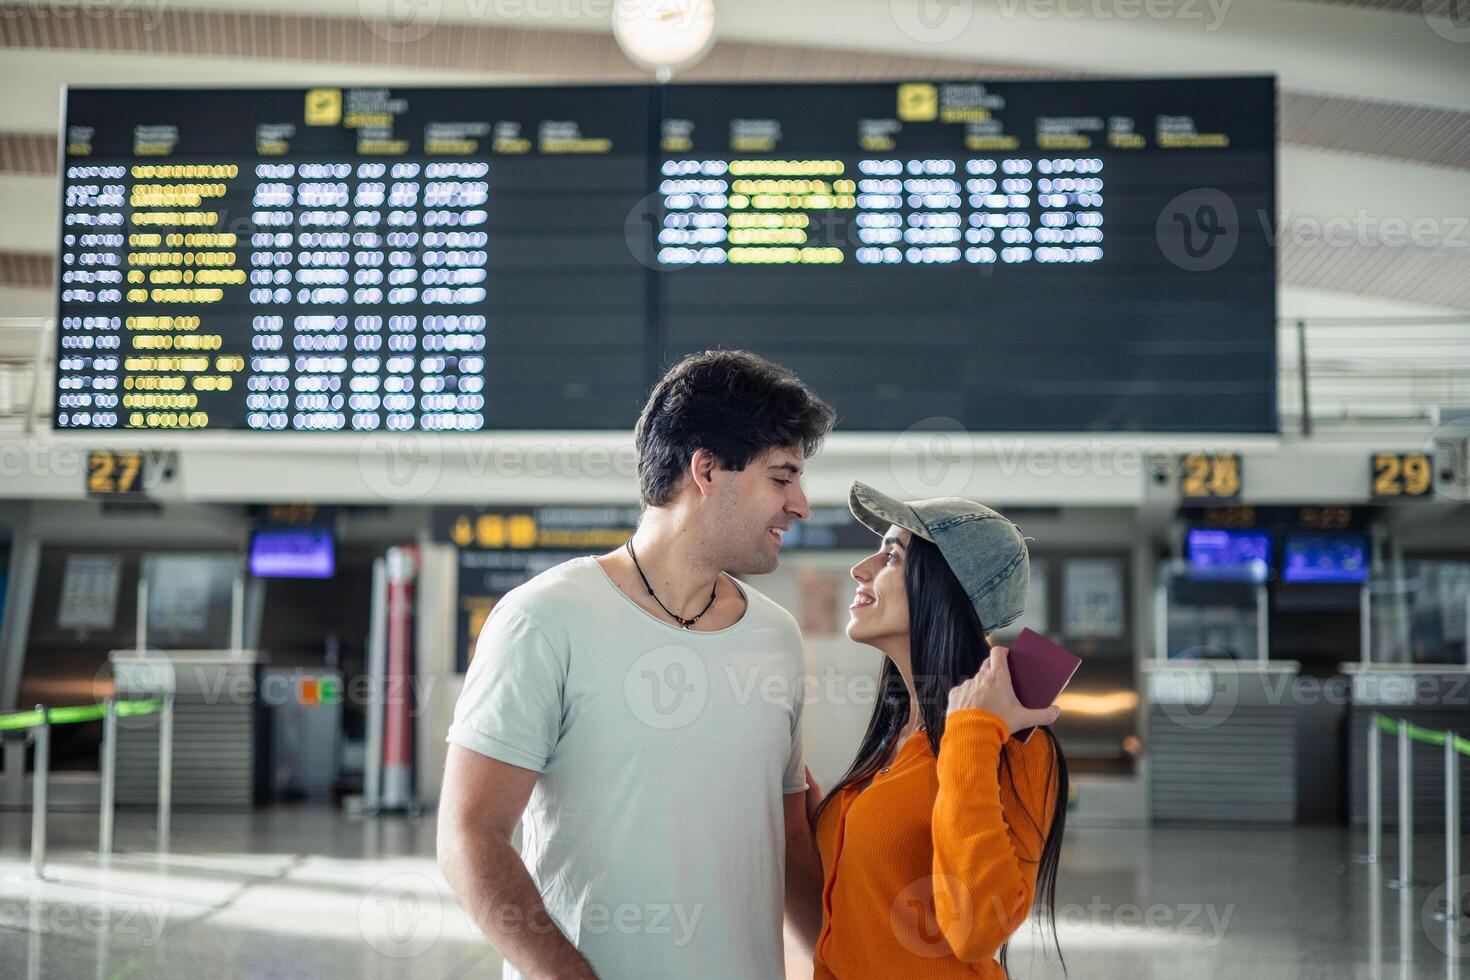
[625,540,717,629]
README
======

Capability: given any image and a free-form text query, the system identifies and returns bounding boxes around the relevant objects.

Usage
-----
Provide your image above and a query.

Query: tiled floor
[0,805,1464,979]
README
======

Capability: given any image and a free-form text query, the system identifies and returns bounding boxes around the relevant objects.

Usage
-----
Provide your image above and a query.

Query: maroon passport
[1006,628,1081,743]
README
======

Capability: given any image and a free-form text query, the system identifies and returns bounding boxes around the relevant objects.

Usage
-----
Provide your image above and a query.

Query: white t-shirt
[445,555,808,980]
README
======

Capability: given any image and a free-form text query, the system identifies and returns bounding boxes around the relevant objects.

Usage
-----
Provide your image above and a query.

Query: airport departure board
[54,78,1276,434]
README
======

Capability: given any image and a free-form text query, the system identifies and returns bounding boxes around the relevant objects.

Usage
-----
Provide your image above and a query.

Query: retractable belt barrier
[1,697,173,879]
[1366,712,1467,917]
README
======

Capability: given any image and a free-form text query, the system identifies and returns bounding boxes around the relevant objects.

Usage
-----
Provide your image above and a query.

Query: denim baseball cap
[849,480,1029,631]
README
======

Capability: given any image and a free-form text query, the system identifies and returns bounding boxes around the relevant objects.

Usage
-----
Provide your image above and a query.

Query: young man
[438,350,836,979]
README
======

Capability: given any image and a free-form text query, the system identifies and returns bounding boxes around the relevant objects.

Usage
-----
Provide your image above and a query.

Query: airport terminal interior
[0,0,1468,977]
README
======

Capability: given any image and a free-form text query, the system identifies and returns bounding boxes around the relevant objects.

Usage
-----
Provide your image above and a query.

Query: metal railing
[1280,317,1470,432]
[0,695,173,878]
[1365,712,1467,920]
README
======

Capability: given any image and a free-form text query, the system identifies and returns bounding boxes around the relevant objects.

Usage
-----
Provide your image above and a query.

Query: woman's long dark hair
[813,535,1068,976]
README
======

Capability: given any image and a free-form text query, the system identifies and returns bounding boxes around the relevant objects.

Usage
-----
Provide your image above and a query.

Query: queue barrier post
[1368,716,1381,863]
[99,698,116,855]
[1447,730,1461,919]
[1370,713,1470,902]
[157,694,174,850]
[1399,719,1414,889]
[0,697,166,873]
[30,705,48,880]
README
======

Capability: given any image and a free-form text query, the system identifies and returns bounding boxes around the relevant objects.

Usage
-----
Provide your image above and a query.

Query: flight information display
[56,85,651,433]
[54,78,1275,434]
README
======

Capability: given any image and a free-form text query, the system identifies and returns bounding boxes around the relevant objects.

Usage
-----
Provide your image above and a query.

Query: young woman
[808,481,1068,979]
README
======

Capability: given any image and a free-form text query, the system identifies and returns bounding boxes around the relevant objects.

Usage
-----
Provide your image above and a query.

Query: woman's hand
[946,645,1061,735]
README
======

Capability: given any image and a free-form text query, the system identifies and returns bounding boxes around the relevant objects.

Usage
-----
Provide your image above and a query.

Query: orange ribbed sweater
[813,708,1059,979]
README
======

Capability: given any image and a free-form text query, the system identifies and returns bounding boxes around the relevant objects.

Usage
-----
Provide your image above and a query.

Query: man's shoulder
[493,556,601,627]
[734,577,803,641]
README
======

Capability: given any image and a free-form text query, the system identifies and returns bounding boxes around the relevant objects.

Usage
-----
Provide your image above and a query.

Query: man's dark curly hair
[634,350,837,507]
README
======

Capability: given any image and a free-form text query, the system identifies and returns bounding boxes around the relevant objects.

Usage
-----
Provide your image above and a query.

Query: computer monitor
[1281,533,1369,584]
[249,527,335,579]
[1187,528,1272,582]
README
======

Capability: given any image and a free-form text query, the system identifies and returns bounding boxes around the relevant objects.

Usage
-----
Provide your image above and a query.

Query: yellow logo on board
[305,89,342,126]
[897,83,938,122]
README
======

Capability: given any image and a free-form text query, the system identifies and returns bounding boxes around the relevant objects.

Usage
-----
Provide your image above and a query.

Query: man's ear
[688,448,720,499]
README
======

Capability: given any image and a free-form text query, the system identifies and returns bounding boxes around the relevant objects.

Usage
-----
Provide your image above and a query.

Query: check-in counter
[109,648,259,808]
[1144,660,1301,823]
[1344,663,1470,830]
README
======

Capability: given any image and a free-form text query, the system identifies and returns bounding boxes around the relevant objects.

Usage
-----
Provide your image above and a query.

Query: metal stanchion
[135,578,148,652]
[230,574,245,652]
[1359,584,1372,664]
[1447,732,1461,919]
[364,556,387,812]
[1368,857,1383,980]
[1396,719,1414,889]
[1154,581,1168,660]
[1367,718,1381,863]
[1399,876,1415,977]
[30,705,48,880]
[1255,583,1269,662]
[98,698,116,855]
[157,694,174,849]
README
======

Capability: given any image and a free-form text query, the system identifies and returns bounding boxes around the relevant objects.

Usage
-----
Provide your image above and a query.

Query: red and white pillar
[381,545,417,810]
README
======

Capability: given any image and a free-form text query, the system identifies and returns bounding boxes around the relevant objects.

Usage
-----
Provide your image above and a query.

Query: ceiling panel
[3,6,1466,171]
[3,3,1465,310]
